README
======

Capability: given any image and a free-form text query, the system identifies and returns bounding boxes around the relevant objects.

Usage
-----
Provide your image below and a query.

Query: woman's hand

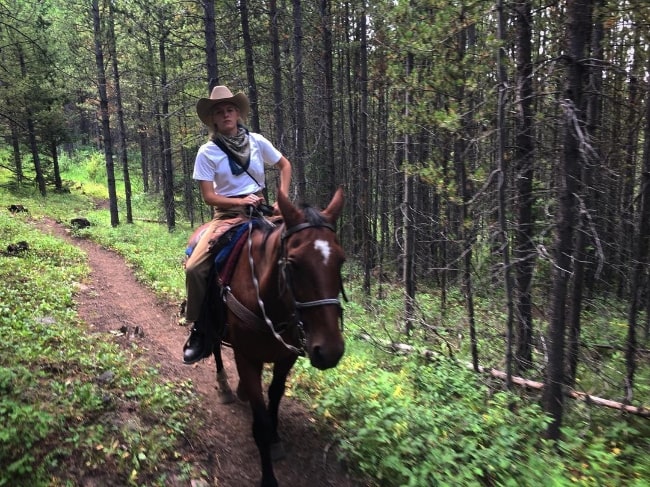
[242,194,264,207]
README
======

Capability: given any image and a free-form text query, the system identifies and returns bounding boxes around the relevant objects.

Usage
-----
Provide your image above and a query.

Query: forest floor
[35,217,361,487]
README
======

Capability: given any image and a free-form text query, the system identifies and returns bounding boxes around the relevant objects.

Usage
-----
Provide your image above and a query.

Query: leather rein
[223,218,347,355]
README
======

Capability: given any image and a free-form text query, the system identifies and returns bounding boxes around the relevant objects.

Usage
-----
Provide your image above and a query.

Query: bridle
[238,218,347,355]
[279,220,347,313]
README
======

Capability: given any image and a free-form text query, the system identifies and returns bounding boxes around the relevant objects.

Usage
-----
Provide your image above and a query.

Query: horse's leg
[213,342,235,404]
[235,356,278,487]
[267,356,298,461]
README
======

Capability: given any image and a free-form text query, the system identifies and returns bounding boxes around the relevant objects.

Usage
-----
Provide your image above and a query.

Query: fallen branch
[357,334,650,418]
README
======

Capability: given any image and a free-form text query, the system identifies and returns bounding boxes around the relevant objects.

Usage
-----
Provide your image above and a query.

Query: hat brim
[196,93,250,126]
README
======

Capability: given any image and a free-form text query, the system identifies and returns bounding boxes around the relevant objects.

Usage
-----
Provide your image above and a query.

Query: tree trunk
[402,52,415,333]
[359,6,372,297]
[137,101,150,193]
[51,141,62,191]
[292,0,306,201]
[108,2,133,223]
[514,0,536,373]
[625,54,650,402]
[18,48,46,196]
[268,0,285,153]
[202,0,219,92]
[91,0,119,226]
[567,0,604,385]
[496,0,515,387]
[10,122,23,185]
[320,0,336,199]
[543,0,592,440]
[158,26,175,230]
[240,0,259,133]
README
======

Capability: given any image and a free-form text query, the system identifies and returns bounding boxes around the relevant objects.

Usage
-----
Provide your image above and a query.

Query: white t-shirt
[193,133,282,197]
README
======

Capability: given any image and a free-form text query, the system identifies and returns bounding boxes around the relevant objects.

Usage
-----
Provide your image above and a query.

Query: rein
[226,216,346,355]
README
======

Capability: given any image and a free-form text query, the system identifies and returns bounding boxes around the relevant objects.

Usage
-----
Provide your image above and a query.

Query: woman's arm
[198,180,262,209]
[275,155,292,196]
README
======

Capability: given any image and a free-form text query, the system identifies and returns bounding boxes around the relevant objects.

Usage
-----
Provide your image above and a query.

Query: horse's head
[276,188,346,370]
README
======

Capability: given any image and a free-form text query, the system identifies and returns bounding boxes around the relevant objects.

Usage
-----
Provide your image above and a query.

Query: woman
[183,85,292,364]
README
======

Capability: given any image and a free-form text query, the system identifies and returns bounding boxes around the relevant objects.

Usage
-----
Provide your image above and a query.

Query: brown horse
[201,188,346,487]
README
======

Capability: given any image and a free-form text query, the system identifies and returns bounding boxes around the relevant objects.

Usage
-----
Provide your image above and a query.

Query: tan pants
[184,208,247,323]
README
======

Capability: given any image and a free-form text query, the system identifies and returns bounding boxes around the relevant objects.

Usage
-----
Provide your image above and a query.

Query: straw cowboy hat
[196,85,250,126]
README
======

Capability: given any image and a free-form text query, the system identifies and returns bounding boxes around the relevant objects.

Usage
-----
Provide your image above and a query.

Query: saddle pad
[216,221,259,286]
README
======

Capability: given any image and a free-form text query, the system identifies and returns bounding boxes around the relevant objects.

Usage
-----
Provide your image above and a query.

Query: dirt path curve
[36,218,358,487]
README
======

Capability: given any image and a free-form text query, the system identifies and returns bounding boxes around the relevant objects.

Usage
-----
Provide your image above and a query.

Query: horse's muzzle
[308,341,345,370]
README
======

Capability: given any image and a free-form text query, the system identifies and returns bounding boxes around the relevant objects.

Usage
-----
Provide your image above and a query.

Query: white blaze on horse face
[314,239,331,266]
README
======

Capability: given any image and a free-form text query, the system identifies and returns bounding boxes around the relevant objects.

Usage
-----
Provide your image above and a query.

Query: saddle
[187,216,279,344]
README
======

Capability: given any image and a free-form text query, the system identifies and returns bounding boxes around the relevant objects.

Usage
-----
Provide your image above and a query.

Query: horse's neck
[254,226,284,293]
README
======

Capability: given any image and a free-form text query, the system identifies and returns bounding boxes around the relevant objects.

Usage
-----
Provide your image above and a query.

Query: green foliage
[1,154,649,485]
[0,207,194,486]
[292,346,557,486]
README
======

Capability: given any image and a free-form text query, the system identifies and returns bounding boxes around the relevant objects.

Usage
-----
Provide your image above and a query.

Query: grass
[0,204,196,486]
[1,152,649,486]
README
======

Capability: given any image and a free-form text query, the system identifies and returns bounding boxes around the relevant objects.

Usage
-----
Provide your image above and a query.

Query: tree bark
[91,0,119,226]
[625,53,650,402]
[292,0,306,201]
[320,0,336,199]
[543,0,592,440]
[240,0,259,133]
[202,0,219,92]
[108,2,133,223]
[514,0,536,373]
[496,0,515,387]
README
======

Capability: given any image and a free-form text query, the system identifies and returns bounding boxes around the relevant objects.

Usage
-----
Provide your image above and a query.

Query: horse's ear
[277,190,302,225]
[322,186,344,223]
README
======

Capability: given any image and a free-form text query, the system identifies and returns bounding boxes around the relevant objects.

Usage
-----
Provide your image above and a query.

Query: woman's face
[212,102,240,135]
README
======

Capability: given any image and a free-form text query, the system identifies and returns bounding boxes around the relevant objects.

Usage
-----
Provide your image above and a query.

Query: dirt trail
[36,218,358,487]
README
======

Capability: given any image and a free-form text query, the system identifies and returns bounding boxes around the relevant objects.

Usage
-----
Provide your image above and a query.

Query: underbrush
[290,341,649,486]
[2,158,649,486]
[0,210,195,486]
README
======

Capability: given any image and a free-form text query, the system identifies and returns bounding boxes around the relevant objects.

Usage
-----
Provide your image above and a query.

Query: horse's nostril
[310,344,344,370]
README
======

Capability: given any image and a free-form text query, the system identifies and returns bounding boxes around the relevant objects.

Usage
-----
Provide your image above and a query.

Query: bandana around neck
[213,126,251,175]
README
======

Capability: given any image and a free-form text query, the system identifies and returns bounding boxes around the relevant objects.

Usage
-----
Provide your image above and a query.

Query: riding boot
[183,325,212,364]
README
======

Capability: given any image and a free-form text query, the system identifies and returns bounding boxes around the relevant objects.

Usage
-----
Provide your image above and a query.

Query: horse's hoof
[216,390,236,404]
[270,440,286,461]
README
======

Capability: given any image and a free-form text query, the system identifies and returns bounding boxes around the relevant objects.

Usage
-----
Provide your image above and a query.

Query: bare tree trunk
[92,0,119,226]
[10,122,24,185]
[292,0,306,201]
[320,0,336,199]
[496,0,515,387]
[567,0,604,385]
[50,141,62,191]
[108,2,133,223]
[358,6,372,297]
[137,101,150,193]
[202,0,219,92]
[402,52,415,334]
[514,0,536,373]
[268,0,285,152]
[543,0,592,440]
[159,26,175,230]
[625,55,650,402]
[240,0,259,133]
[18,48,46,196]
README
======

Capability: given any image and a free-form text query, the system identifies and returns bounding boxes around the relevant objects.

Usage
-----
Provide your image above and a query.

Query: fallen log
[358,334,650,418]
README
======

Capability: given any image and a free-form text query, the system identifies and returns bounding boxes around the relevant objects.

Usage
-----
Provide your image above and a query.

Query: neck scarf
[213,126,251,175]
